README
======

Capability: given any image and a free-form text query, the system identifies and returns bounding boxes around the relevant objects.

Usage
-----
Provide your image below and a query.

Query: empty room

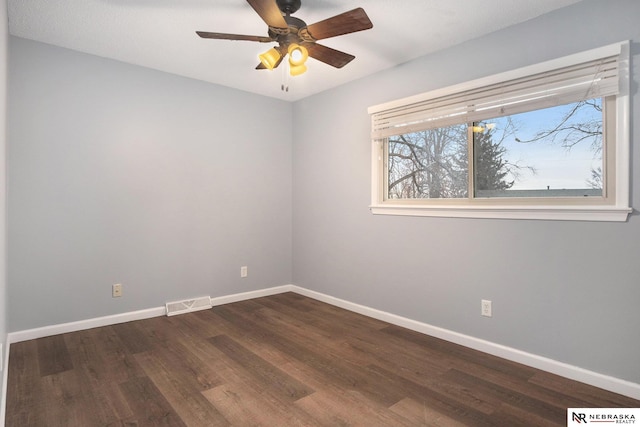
[1,0,640,425]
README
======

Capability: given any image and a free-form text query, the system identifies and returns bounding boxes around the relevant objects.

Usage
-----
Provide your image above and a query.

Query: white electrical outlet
[112,283,123,298]
[240,266,248,278]
[481,299,492,317]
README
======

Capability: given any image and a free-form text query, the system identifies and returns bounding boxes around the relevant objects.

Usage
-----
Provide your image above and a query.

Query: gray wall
[8,38,293,331]
[0,0,7,415]
[292,0,640,384]
[5,0,640,391]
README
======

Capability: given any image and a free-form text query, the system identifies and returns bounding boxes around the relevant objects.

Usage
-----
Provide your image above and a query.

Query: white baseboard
[290,285,640,401]
[209,285,294,306]
[7,306,167,344]
[3,284,639,401]
[7,285,295,344]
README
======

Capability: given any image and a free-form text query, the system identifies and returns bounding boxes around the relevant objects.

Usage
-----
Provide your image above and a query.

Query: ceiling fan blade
[196,31,274,43]
[305,8,373,41]
[305,43,355,69]
[246,0,288,29]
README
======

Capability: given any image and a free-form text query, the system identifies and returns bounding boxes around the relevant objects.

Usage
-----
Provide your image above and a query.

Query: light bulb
[290,48,303,63]
[288,44,308,67]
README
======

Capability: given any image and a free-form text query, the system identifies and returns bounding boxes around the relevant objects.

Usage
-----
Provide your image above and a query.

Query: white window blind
[370,43,622,139]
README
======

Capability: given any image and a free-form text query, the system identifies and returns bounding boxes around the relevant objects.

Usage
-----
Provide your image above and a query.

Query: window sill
[369,204,633,222]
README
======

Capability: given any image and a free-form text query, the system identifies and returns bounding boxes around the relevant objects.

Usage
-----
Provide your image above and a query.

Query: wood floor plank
[119,376,188,426]
[435,351,593,411]
[442,368,566,422]
[209,334,314,402]
[389,397,467,427]
[181,334,323,426]
[218,300,501,422]
[86,325,147,382]
[248,304,495,422]
[381,324,538,382]
[112,321,153,354]
[360,321,594,414]
[364,363,499,426]
[5,341,47,427]
[150,340,222,391]
[202,381,321,427]
[490,403,562,427]
[172,308,226,339]
[204,319,423,426]
[257,292,391,335]
[39,369,112,427]
[295,389,416,426]
[528,369,640,407]
[245,301,404,368]
[7,292,640,426]
[63,330,137,424]
[86,381,137,424]
[37,334,74,377]
[212,304,410,407]
[64,327,125,388]
[135,350,231,426]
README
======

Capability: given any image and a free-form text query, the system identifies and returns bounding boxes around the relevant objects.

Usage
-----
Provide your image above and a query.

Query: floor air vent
[165,296,212,316]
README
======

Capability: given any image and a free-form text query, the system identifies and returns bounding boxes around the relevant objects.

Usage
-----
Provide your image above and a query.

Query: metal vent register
[165,296,212,316]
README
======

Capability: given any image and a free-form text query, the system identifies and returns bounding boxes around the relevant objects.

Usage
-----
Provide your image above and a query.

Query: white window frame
[368,41,631,222]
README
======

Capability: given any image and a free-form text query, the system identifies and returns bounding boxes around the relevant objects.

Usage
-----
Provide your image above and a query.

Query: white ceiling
[8,0,583,102]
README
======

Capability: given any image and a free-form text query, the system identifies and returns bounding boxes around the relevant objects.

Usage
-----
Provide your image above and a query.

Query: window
[369,42,631,221]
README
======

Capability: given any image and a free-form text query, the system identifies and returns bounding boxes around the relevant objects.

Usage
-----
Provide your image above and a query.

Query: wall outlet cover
[481,299,492,317]
[112,283,123,298]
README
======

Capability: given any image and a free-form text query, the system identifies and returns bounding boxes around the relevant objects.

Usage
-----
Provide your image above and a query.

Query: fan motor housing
[268,15,308,45]
[276,0,301,15]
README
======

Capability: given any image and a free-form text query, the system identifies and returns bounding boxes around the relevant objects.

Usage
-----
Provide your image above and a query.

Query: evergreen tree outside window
[472,122,514,196]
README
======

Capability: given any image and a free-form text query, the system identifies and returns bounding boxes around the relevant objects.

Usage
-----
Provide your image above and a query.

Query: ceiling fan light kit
[197,0,372,78]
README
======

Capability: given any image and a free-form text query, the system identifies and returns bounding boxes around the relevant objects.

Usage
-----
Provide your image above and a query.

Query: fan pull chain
[281,60,290,92]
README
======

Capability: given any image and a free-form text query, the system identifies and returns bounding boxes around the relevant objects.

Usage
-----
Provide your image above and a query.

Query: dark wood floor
[6,292,639,426]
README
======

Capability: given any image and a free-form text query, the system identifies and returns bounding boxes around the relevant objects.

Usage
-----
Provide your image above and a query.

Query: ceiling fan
[196,0,373,76]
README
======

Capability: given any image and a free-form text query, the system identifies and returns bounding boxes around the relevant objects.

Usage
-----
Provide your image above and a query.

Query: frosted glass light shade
[259,47,281,70]
[289,63,307,76]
